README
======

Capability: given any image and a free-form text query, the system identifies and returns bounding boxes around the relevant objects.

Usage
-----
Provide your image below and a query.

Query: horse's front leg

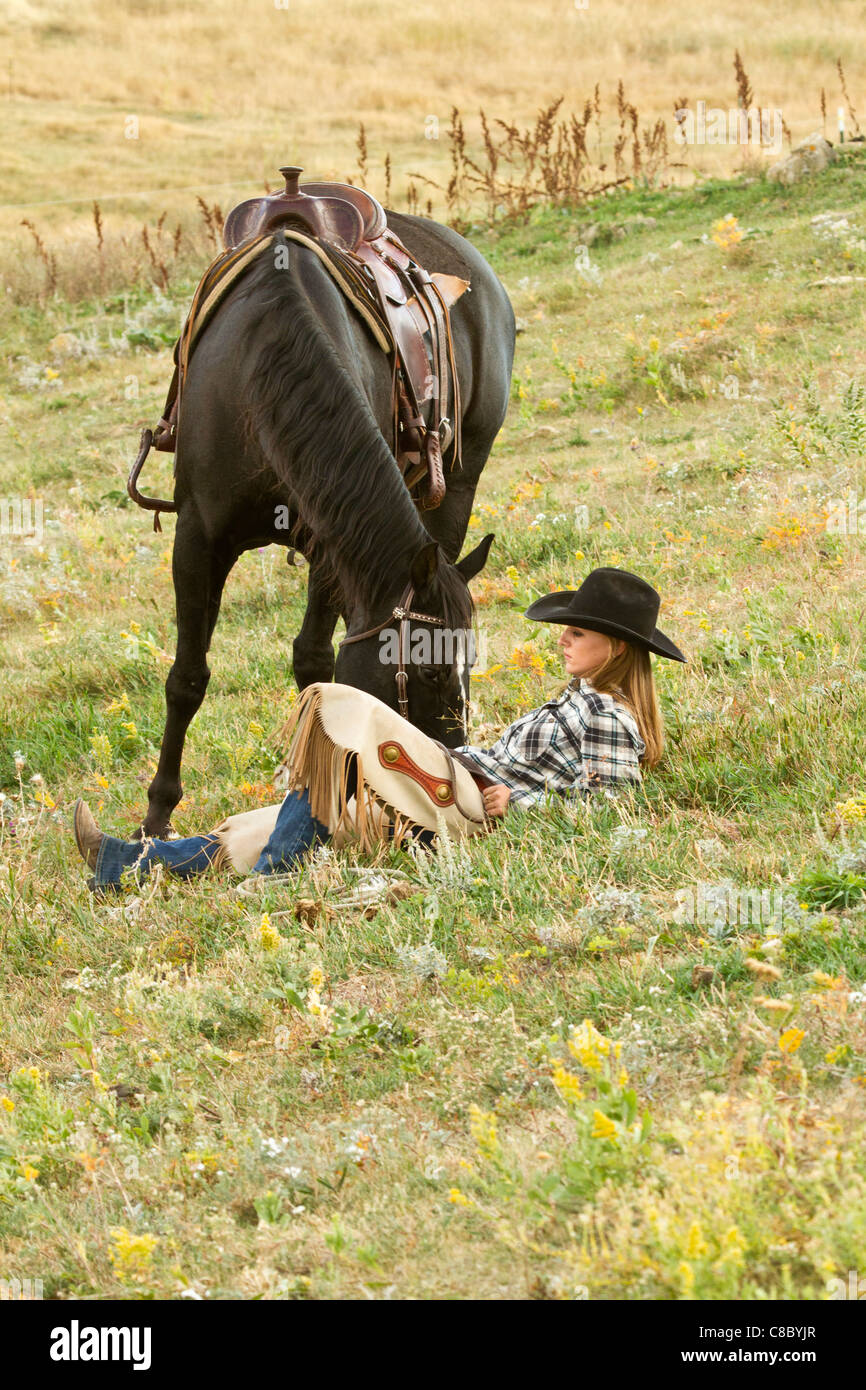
[292,562,342,690]
[142,517,233,837]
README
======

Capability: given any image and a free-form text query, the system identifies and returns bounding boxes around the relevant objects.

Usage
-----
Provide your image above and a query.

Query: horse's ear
[410,540,439,594]
[455,532,495,583]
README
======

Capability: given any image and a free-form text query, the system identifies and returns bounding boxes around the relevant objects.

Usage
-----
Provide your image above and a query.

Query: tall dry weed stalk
[402,84,682,228]
[92,200,105,294]
[356,122,369,186]
[836,58,861,137]
[141,224,168,291]
[20,218,58,299]
[733,50,753,111]
[196,197,223,252]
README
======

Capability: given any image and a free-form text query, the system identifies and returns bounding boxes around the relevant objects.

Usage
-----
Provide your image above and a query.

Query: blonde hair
[579,635,665,769]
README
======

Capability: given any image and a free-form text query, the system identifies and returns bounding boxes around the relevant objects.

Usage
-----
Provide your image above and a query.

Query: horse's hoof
[134,821,172,841]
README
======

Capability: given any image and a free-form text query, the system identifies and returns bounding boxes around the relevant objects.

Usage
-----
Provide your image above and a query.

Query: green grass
[2,152,866,1299]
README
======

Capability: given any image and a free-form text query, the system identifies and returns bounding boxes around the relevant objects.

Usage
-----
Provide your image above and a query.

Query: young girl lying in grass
[72,567,686,891]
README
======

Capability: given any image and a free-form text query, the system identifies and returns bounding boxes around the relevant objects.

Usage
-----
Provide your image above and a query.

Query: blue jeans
[91,786,329,890]
[90,757,435,890]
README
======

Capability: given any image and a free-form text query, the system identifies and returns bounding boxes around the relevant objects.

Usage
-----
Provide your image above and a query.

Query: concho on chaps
[377,740,455,808]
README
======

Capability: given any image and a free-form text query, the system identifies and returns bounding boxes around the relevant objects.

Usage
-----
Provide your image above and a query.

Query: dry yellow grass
[2,0,863,248]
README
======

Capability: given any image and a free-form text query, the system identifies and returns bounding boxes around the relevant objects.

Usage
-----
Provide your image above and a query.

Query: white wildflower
[610,826,649,854]
[397,940,449,980]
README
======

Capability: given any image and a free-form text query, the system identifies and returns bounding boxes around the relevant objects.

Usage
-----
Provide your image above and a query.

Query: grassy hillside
[1,139,866,1296]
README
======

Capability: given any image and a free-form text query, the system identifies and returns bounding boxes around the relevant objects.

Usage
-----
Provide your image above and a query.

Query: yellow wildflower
[259,913,281,951]
[717,1226,747,1265]
[108,1227,159,1281]
[551,1060,583,1105]
[678,1261,695,1295]
[811,970,843,990]
[469,1104,500,1160]
[20,1164,39,1182]
[711,214,743,250]
[0,1096,14,1113]
[568,1019,610,1072]
[89,733,113,766]
[306,965,329,1018]
[448,1188,473,1207]
[686,1221,708,1258]
[778,1028,805,1054]
[591,1109,617,1141]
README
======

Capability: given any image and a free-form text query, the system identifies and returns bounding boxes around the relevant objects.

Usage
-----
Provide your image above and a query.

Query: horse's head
[335,532,494,746]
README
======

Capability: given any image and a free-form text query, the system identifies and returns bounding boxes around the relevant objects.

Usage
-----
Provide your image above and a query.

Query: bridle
[338,582,450,720]
[338,581,489,828]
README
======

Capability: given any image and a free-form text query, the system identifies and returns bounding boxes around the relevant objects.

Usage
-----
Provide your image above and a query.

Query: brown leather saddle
[223,170,387,252]
[143,167,468,519]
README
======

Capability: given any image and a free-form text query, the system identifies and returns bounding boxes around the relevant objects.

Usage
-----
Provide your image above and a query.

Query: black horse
[143,212,515,837]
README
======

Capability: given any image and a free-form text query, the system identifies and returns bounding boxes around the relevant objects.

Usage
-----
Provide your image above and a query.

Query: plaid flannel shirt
[453,677,646,808]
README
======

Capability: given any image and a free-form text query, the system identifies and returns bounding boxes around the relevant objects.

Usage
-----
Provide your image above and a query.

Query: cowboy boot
[73,799,104,870]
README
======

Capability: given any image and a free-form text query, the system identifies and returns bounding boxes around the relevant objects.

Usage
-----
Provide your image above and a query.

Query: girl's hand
[482,784,511,818]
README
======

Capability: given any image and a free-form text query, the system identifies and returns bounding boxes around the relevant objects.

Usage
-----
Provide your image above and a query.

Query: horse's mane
[237,235,472,633]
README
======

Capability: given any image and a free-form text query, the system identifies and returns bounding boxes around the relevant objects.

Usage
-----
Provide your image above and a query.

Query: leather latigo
[377,740,455,807]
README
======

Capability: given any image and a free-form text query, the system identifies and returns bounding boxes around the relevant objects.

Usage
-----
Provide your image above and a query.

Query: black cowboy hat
[523,567,687,662]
